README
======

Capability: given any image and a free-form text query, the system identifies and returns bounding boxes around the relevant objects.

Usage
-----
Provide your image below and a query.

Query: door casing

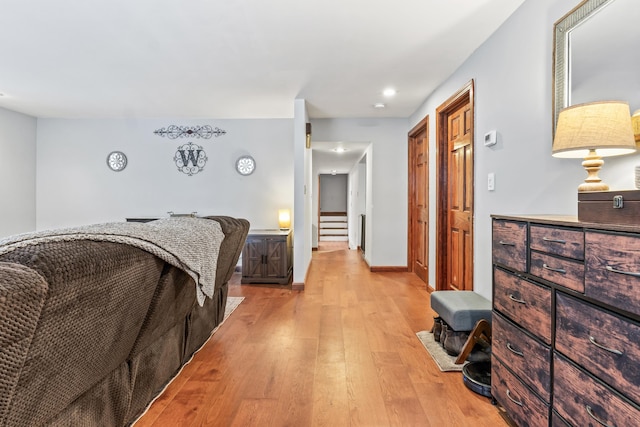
[435,80,475,291]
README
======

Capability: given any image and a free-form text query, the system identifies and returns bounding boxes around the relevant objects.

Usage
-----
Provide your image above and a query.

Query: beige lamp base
[578,149,609,193]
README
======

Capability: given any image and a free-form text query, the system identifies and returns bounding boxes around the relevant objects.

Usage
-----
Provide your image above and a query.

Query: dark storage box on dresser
[491,214,640,427]
[578,189,640,226]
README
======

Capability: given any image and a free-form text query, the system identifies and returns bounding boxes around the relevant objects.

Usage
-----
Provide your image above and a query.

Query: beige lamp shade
[633,109,640,143]
[552,101,636,158]
[278,209,291,229]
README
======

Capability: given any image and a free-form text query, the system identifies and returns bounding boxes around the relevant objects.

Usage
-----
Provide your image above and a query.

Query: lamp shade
[552,101,636,158]
[278,209,291,229]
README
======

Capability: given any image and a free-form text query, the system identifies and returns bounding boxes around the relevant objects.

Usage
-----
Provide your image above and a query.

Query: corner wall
[0,107,36,237]
[409,0,640,299]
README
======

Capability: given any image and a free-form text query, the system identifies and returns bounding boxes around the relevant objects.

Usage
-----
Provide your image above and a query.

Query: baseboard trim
[370,266,409,273]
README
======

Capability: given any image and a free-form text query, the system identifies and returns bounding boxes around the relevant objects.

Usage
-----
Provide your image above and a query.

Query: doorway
[318,174,349,251]
[408,116,429,285]
[436,80,475,291]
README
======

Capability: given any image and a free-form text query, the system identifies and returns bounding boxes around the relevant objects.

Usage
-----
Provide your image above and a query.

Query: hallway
[136,248,506,426]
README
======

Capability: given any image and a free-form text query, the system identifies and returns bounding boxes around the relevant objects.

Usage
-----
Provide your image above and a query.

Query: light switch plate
[488,173,495,191]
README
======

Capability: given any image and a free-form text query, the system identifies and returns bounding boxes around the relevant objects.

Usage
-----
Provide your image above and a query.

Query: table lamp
[278,209,291,229]
[552,101,636,192]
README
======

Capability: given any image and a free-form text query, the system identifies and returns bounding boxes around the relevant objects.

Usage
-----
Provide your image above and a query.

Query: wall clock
[235,155,256,176]
[107,151,127,172]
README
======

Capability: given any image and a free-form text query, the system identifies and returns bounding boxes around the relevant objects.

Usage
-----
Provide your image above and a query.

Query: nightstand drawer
[493,220,527,272]
[530,252,584,293]
[530,225,584,260]
[555,292,640,406]
[492,312,551,402]
[585,231,640,318]
[492,356,549,427]
[553,355,640,427]
[494,268,552,344]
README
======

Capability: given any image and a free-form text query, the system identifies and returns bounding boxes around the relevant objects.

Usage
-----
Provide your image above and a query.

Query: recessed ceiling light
[383,88,397,97]
[373,103,386,109]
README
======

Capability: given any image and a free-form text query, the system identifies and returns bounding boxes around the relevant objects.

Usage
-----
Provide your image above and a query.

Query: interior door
[408,117,429,284]
[447,103,473,291]
[435,80,474,292]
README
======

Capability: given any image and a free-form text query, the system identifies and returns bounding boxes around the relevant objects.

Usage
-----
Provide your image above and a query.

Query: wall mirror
[552,0,640,135]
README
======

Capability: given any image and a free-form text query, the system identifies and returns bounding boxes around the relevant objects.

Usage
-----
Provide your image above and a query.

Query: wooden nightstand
[241,229,292,285]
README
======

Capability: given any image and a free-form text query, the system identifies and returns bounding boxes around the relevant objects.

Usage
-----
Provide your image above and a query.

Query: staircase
[319,212,348,242]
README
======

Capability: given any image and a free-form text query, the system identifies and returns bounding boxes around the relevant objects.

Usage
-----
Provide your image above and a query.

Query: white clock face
[107,151,127,171]
[236,155,256,176]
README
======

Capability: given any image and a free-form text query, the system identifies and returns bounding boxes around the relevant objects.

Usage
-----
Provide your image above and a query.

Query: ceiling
[0,0,525,120]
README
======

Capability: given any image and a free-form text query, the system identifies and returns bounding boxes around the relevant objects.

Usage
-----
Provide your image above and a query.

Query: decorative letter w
[178,149,202,166]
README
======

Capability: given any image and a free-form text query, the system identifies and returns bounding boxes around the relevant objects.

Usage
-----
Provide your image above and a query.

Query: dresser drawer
[492,312,551,402]
[530,225,584,260]
[494,268,552,344]
[551,411,571,427]
[492,356,549,427]
[530,252,584,293]
[585,231,640,318]
[553,354,640,427]
[493,220,527,272]
[555,292,640,406]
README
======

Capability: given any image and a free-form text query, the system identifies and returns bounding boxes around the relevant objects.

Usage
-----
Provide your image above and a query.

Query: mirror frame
[552,0,613,136]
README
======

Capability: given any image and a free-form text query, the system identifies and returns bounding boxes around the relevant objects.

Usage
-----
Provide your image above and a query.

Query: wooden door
[447,103,473,291]
[243,238,264,279]
[408,117,429,284]
[265,238,286,279]
[436,80,474,292]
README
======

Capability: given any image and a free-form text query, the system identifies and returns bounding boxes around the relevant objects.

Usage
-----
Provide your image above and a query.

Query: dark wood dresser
[241,229,292,285]
[491,214,640,427]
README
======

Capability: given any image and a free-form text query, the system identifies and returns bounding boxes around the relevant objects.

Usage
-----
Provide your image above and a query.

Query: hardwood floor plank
[136,248,507,427]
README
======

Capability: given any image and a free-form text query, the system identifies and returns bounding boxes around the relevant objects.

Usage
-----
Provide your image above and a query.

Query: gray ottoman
[430,290,492,331]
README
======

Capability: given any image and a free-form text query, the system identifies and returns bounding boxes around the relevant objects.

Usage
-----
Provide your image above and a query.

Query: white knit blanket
[0,217,224,306]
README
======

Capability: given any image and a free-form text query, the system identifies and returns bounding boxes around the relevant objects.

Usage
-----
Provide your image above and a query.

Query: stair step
[320,216,347,222]
[320,236,349,242]
[319,222,348,229]
[320,229,348,236]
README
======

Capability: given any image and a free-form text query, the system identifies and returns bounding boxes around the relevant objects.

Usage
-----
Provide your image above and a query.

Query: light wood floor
[136,248,507,426]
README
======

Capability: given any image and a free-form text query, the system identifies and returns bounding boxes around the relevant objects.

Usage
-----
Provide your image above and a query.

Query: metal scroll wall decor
[153,125,226,139]
[153,124,227,176]
[174,142,208,176]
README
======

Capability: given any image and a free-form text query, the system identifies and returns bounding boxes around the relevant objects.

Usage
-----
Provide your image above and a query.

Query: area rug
[212,296,244,334]
[416,330,466,372]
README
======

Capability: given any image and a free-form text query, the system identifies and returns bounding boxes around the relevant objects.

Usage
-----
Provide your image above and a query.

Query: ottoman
[430,291,492,364]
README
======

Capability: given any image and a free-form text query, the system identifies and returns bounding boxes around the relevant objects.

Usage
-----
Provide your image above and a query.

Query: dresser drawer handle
[589,336,624,356]
[499,241,516,246]
[605,265,640,278]
[542,263,566,274]
[506,389,523,407]
[542,237,566,244]
[506,343,524,357]
[509,294,527,305]
[586,405,615,427]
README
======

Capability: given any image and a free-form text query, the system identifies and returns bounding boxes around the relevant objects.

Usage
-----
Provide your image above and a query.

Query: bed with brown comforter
[0,216,249,426]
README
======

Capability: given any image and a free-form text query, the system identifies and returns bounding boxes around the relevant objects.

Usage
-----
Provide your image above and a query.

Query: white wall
[36,118,294,230]
[408,0,640,300]
[312,118,408,267]
[0,107,37,238]
[293,99,312,285]
[319,174,347,212]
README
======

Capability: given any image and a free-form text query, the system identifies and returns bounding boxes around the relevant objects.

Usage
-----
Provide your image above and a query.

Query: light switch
[488,173,495,191]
